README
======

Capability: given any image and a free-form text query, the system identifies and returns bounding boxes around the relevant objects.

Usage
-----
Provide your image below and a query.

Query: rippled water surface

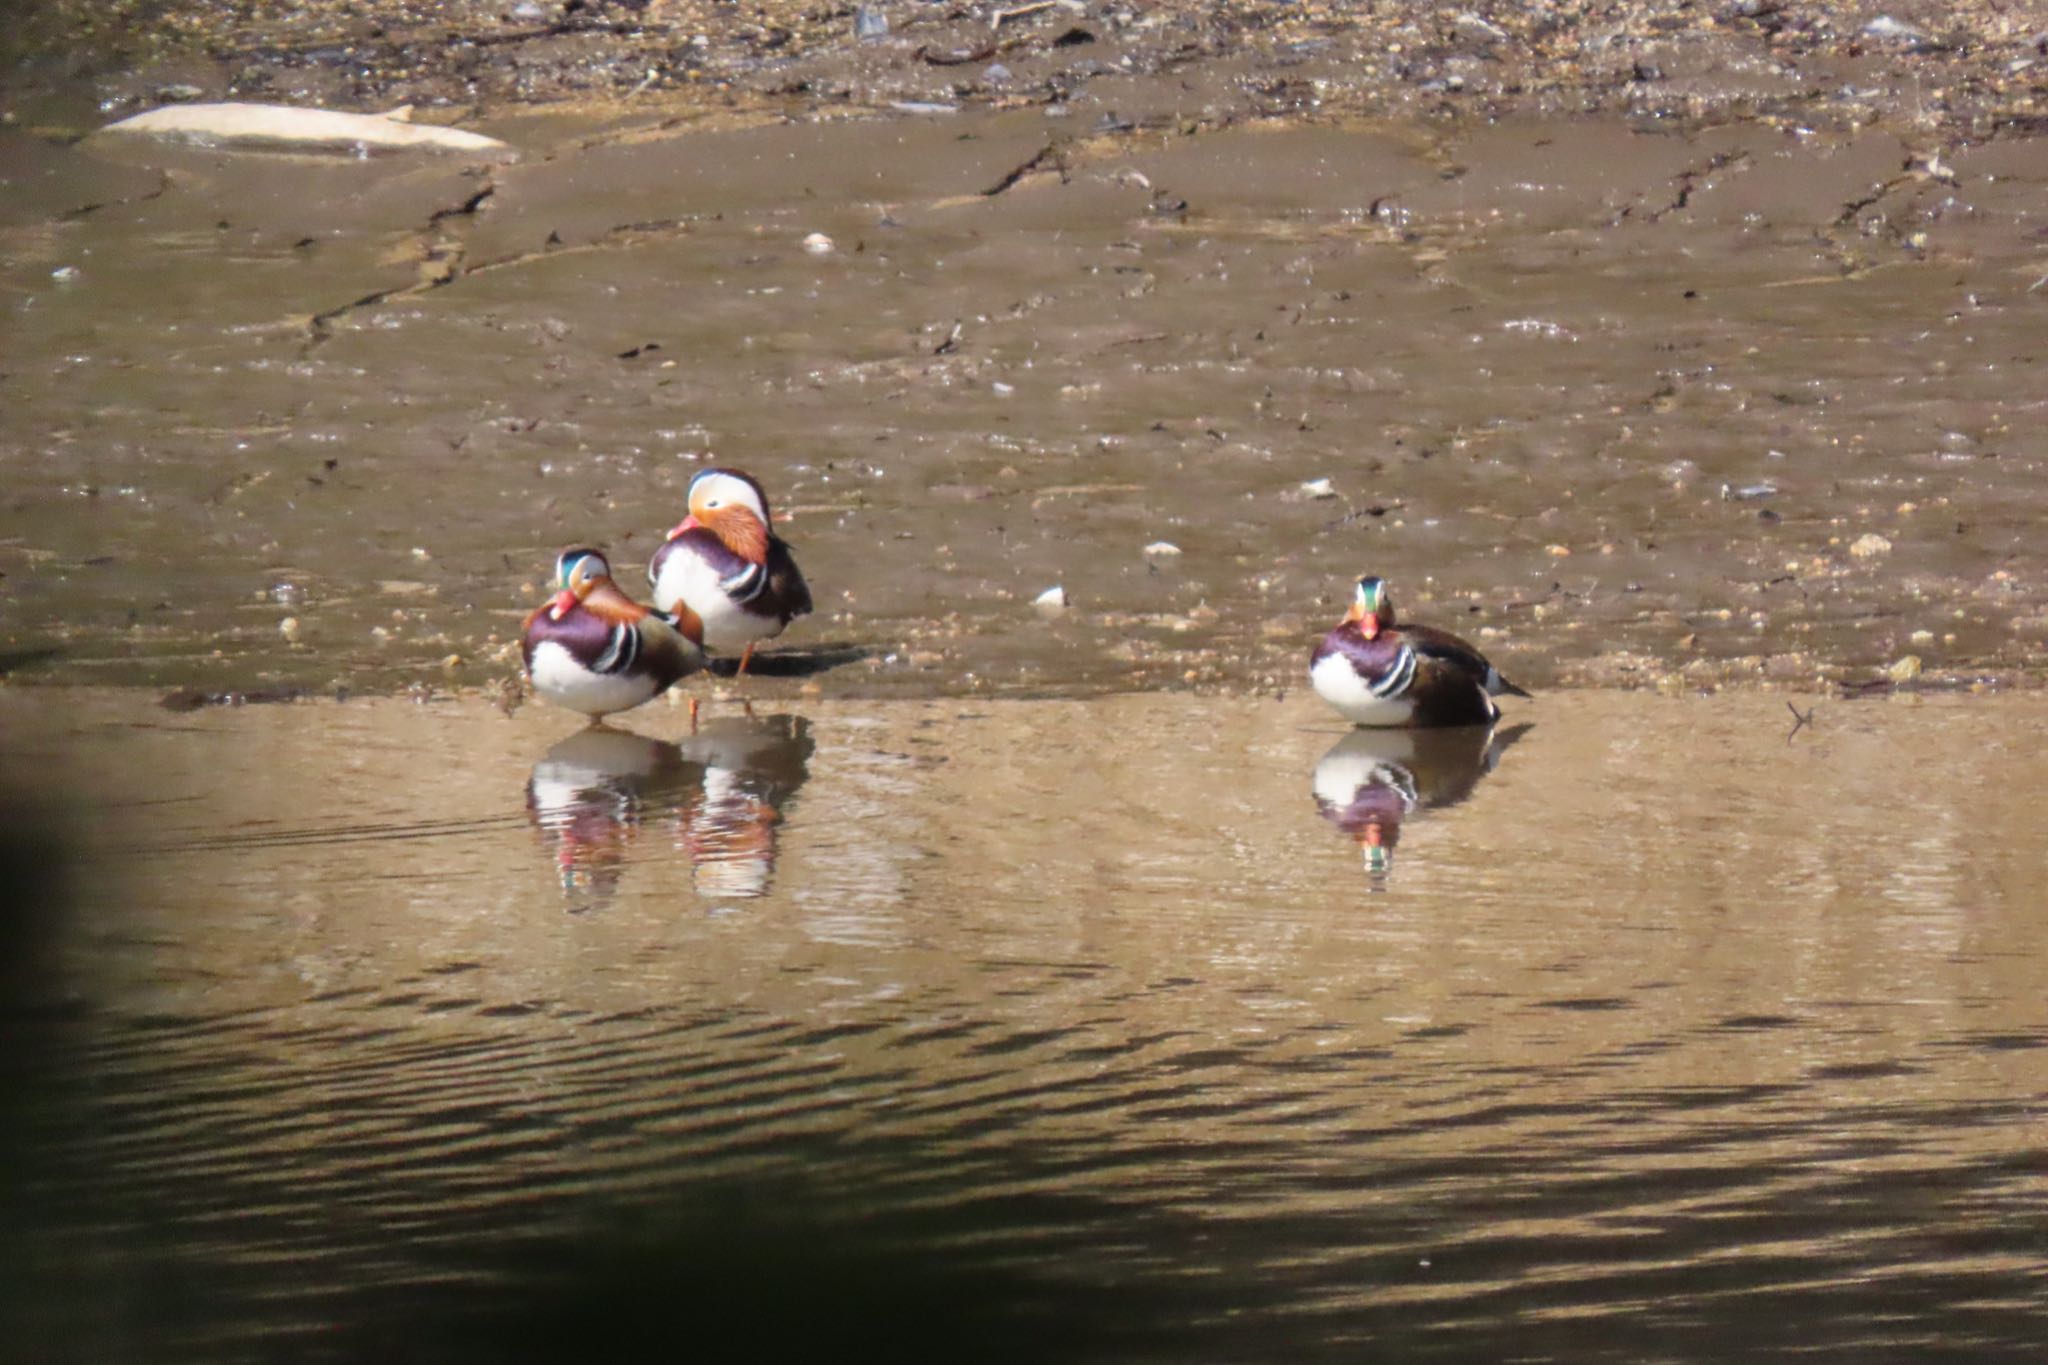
[6,688,2048,1361]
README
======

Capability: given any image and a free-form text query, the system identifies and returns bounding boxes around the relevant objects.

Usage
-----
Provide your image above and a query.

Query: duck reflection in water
[672,713,815,899]
[527,714,814,907]
[1312,723,1530,884]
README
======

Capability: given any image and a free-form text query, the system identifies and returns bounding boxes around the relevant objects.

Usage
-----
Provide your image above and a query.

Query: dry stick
[981,142,1065,196]
[1784,700,1814,743]
[995,1,1057,25]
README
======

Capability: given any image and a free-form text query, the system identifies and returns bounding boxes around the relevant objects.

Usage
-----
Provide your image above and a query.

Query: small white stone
[1849,533,1892,559]
[1033,585,1068,609]
[802,232,835,254]
[279,616,302,643]
[1299,477,1336,499]
[1143,541,1182,557]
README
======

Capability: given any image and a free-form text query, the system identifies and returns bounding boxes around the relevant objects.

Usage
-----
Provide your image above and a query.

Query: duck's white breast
[1311,652,1415,728]
[653,552,781,652]
[529,641,662,717]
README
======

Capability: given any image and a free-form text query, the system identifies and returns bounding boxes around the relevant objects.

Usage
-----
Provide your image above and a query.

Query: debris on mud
[6,1,2045,136]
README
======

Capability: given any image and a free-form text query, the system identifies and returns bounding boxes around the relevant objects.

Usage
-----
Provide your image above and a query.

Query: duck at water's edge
[523,548,706,724]
[1310,576,1530,728]
[649,468,812,678]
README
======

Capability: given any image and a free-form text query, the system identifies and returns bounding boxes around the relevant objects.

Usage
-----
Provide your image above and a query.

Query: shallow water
[6,687,2048,1360]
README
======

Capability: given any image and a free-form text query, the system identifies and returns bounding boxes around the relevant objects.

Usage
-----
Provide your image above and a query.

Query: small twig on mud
[1785,700,1813,744]
[1504,583,1565,610]
[426,181,495,226]
[1322,502,1403,531]
[995,1,1057,25]
[981,141,1067,196]
[59,171,175,221]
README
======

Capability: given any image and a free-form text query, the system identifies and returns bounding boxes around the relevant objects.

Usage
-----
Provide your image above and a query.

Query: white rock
[1033,585,1068,609]
[1299,477,1336,499]
[95,102,512,155]
[1143,541,1182,557]
[1849,533,1893,559]
[802,232,836,254]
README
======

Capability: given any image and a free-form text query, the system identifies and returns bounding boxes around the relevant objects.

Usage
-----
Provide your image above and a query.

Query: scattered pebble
[50,265,81,285]
[1849,533,1892,559]
[279,616,302,643]
[1033,584,1069,610]
[854,5,889,39]
[1299,477,1336,499]
[1886,655,1923,683]
[1546,544,1572,557]
[1862,16,1928,42]
[1143,541,1182,557]
[802,232,835,254]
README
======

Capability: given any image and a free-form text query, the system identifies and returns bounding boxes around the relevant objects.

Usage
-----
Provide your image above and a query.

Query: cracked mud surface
[2,3,2046,704]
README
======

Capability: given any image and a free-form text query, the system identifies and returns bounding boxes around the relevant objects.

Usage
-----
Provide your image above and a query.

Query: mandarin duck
[648,467,812,676]
[1310,576,1530,728]
[522,548,707,723]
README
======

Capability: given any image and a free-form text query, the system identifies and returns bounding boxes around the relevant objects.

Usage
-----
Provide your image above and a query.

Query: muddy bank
[4,0,2047,138]
[4,98,2046,702]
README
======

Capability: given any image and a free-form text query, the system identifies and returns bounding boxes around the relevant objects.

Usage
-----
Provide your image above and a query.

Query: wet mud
[3,97,2045,702]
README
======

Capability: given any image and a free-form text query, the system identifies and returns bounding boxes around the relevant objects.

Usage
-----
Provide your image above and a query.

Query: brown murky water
[6,687,2048,1359]
[4,110,2046,700]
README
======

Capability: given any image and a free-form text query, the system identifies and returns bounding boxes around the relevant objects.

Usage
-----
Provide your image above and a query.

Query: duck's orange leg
[737,642,757,678]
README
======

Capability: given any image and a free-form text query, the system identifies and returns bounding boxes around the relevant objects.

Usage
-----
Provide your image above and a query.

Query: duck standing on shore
[649,468,812,677]
[523,548,706,725]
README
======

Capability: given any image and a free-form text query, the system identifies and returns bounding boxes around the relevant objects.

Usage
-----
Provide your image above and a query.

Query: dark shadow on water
[0,645,62,677]
[703,641,874,679]
[390,1167,1211,1365]
[1312,722,1531,886]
